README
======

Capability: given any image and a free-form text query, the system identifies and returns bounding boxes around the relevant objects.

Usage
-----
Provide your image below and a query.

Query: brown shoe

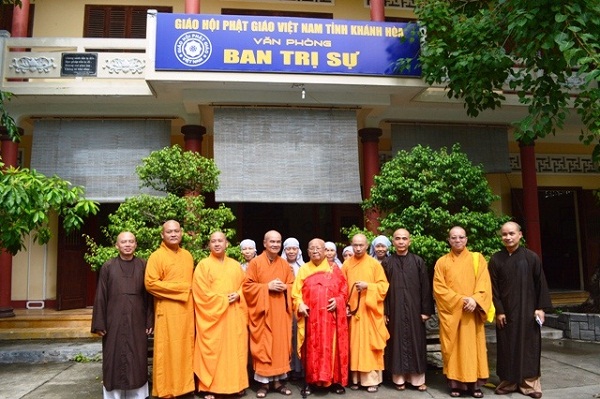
[528,393,542,399]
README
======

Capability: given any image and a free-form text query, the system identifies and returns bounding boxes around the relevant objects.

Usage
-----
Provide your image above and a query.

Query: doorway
[231,202,363,257]
[56,203,118,310]
[512,188,583,290]
[538,189,582,290]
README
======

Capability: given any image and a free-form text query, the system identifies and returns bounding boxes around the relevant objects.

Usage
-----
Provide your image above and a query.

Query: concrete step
[551,290,589,307]
[425,324,563,357]
[0,308,95,340]
[0,338,102,364]
[0,327,97,340]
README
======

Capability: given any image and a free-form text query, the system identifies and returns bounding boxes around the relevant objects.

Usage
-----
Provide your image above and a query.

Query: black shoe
[329,384,345,395]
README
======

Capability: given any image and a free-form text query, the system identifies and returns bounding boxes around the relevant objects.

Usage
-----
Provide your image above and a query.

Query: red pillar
[370,0,385,22]
[185,0,200,14]
[11,0,30,37]
[519,141,542,258]
[359,128,382,233]
[0,129,20,318]
[181,125,206,154]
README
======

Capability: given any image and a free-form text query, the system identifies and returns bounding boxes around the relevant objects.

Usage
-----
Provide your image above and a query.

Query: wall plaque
[61,53,98,76]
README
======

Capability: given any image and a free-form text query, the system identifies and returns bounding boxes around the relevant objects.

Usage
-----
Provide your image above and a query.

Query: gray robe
[91,256,154,391]
[489,247,551,383]
[383,252,433,375]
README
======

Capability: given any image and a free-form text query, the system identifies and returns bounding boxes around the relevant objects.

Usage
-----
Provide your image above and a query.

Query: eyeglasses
[308,247,323,252]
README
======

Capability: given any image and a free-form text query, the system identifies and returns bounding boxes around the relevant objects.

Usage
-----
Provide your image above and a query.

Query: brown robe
[383,252,433,376]
[243,252,294,377]
[91,256,154,391]
[489,247,551,383]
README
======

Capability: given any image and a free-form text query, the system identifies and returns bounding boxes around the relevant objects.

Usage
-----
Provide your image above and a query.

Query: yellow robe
[193,253,249,394]
[243,252,294,377]
[145,242,195,398]
[342,255,389,372]
[433,249,492,383]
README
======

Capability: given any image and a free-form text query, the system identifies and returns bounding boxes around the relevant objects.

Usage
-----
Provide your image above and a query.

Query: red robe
[300,267,349,386]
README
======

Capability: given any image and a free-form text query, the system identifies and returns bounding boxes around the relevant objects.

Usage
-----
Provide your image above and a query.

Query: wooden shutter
[84,5,171,38]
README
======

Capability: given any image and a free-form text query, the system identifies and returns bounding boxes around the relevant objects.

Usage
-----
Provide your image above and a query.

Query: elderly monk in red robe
[433,226,492,399]
[193,231,249,399]
[145,220,195,399]
[292,238,349,396]
[342,233,389,393]
[243,230,294,398]
[92,231,154,399]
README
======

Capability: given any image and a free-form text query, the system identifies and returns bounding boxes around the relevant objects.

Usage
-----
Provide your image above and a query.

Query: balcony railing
[0,35,152,96]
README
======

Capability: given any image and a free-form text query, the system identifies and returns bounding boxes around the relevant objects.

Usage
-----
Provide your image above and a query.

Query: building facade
[0,0,598,312]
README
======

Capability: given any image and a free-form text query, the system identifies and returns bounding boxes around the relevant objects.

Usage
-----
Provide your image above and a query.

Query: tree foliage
[362,144,509,267]
[405,0,600,161]
[136,145,219,196]
[0,160,99,254]
[85,146,237,271]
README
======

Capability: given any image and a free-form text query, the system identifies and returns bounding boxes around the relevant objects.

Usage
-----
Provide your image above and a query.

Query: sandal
[418,384,428,392]
[300,385,312,396]
[256,385,269,398]
[205,394,216,399]
[394,383,406,391]
[349,384,360,391]
[367,386,378,393]
[450,390,462,397]
[471,389,484,398]
[329,384,346,395]
[272,384,292,396]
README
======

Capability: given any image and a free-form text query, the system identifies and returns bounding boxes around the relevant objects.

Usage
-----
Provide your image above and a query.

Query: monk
[92,231,154,399]
[145,220,195,399]
[193,231,249,399]
[292,238,349,396]
[342,233,389,393]
[433,226,492,398]
[383,228,433,392]
[243,230,294,398]
[489,222,551,399]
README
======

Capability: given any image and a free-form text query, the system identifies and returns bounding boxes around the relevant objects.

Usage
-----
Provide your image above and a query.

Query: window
[221,8,333,19]
[84,5,171,38]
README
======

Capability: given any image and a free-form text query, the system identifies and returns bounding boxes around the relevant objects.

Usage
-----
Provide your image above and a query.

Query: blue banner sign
[155,13,420,76]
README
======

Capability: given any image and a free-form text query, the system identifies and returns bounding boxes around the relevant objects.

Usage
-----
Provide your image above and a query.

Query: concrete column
[370,0,385,22]
[359,128,382,233]
[519,141,542,258]
[181,124,206,154]
[11,0,30,37]
[185,0,200,14]
[0,129,20,318]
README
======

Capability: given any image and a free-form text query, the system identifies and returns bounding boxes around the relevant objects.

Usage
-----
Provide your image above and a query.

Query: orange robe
[193,253,249,394]
[243,252,294,377]
[342,255,389,372]
[145,242,195,398]
[433,249,492,383]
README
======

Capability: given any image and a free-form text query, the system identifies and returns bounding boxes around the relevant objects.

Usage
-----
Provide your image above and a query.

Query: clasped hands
[354,281,368,292]
[268,278,287,292]
[298,297,337,317]
[462,296,477,313]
